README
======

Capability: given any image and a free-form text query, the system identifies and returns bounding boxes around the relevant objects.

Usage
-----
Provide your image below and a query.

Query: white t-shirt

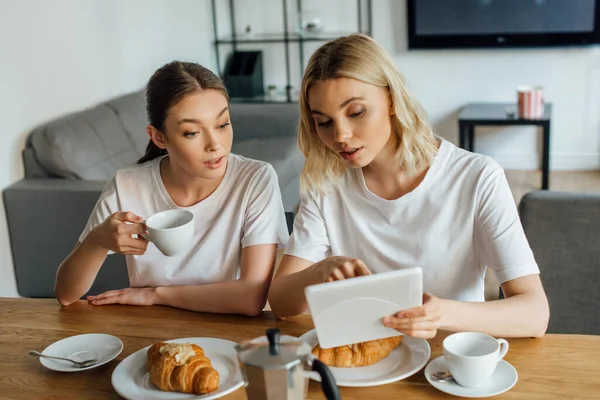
[285,140,539,302]
[80,153,289,288]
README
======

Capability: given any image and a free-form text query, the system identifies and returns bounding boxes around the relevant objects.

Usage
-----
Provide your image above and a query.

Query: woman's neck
[160,157,224,207]
[362,135,430,201]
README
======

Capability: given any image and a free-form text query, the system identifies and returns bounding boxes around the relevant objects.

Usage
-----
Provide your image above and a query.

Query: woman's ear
[146,125,167,149]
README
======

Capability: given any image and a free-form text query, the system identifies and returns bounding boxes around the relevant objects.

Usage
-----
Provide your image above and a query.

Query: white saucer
[299,329,431,387]
[425,356,518,398]
[112,337,244,400]
[38,333,123,372]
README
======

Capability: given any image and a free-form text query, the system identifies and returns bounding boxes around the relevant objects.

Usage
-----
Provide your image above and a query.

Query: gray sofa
[519,191,600,335]
[3,90,304,298]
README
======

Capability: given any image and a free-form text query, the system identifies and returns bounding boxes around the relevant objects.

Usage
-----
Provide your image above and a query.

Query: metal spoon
[29,350,98,368]
[431,370,454,383]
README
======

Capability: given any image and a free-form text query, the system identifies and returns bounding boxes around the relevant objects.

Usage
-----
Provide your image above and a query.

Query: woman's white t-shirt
[80,154,289,288]
[285,140,539,302]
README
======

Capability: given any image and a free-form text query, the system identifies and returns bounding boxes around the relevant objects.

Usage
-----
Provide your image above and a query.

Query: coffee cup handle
[496,339,509,361]
[139,220,151,242]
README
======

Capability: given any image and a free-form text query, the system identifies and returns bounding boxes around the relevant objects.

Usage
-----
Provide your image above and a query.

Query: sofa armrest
[3,179,128,298]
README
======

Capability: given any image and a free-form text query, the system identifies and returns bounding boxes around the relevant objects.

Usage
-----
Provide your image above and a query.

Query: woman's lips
[340,147,364,161]
[204,155,225,169]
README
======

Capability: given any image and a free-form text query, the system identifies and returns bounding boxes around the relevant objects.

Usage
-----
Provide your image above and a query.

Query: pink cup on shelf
[517,86,545,119]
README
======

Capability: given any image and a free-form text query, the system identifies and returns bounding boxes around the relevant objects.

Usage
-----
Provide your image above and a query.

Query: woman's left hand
[87,288,157,306]
[382,293,442,339]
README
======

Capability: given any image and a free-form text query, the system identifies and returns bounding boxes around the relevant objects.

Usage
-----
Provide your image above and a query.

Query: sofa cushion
[27,92,302,184]
[105,90,148,156]
[28,91,147,180]
[229,103,299,140]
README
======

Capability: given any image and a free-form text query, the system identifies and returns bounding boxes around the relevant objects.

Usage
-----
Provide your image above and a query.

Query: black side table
[458,103,552,190]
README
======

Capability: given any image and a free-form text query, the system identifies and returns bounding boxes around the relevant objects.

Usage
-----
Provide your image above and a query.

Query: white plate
[38,333,123,372]
[111,337,244,400]
[299,329,430,387]
[425,356,518,398]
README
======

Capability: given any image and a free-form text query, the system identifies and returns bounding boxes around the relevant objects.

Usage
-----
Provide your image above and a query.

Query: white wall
[0,0,215,297]
[215,0,600,170]
[379,0,600,171]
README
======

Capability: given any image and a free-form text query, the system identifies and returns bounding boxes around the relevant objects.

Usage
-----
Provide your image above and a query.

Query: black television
[407,0,600,49]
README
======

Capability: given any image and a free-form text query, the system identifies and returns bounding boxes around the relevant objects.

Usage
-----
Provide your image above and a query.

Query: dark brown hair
[138,61,229,164]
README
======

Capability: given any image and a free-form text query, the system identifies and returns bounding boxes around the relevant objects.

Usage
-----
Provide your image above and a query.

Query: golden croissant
[146,342,219,394]
[312,336,403,367]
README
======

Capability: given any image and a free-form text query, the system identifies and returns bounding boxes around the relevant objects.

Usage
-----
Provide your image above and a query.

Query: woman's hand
[382,293,442,339]
[87,287,157,306]
[312,256,372,282]
[88,211,149,255]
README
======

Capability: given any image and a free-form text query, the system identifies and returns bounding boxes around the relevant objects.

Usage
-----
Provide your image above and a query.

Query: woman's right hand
[313,256,372,282]
[87,212,149,255]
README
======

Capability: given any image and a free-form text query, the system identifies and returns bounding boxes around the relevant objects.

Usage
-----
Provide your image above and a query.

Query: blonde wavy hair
[298,33,439,193]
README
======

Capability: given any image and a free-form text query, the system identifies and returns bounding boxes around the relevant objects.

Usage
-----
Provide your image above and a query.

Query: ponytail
[137,139,167,164]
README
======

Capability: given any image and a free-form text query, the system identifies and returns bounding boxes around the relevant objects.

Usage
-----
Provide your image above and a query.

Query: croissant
[146,342,219,394]
[312,335,403,367]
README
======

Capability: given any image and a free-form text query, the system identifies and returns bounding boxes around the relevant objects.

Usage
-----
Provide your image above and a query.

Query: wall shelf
[210,0,372,103]
[215,31,360,44]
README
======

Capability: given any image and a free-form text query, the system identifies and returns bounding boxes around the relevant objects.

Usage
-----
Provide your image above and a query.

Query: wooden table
[1,298,599,399]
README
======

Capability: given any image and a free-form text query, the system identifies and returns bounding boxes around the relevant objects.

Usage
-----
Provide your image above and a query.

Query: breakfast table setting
[1,296,600,399]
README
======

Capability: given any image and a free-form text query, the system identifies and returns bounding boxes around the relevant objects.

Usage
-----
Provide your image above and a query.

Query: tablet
[304,267,423,349]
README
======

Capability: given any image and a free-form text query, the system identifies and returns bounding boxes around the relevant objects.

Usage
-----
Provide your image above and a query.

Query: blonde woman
[268,34,549,338]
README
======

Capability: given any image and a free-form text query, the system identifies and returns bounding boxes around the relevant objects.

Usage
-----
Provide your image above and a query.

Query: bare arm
[268,255,319,318]
[54,212,147,306]
[268,255,372,319]
[385,274,549,338]
[433,166,550,337]
[153,244,278,316]
[440,274,549,337]
[54,240,108,306]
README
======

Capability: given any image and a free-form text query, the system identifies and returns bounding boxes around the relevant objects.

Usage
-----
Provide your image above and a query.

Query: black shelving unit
[211,0,372,103]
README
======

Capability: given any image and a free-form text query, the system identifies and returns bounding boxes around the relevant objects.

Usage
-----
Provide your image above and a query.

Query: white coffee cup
[443,332,509,388]
[141,210,194,257]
